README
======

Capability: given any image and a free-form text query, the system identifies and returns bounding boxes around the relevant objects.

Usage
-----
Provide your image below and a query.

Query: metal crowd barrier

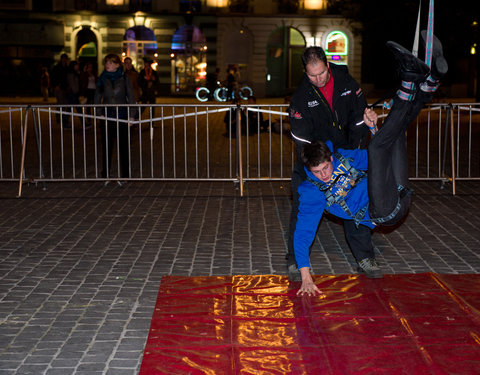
[0,102,478,197]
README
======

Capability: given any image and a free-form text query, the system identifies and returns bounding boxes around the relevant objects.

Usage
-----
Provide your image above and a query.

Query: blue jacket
[294,141,374,269]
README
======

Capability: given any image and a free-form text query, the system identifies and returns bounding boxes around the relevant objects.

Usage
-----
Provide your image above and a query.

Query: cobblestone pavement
[1,179,480,374]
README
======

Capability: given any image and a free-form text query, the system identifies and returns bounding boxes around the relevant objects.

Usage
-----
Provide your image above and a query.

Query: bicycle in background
[196,83,253,102]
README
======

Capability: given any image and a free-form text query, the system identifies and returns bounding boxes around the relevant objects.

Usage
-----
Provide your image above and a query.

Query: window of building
[180,0,202,12]
[33,0,53,11]
[266,26,305,96]
[122,26,157,70]
[229,0,249,12]
[0,0,29,9]
[170,24,207,93]
[325,30,348,65]
[129,0,151,12]
[75,0,97,10]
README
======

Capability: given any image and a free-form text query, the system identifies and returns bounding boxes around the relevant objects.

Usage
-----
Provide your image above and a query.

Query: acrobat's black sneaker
[386,41,430,83]
[420,30,448,80]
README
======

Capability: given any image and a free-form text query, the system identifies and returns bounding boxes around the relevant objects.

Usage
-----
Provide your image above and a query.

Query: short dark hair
[104,53,122,67]
[301,46,327,69]
[301,140,332,170]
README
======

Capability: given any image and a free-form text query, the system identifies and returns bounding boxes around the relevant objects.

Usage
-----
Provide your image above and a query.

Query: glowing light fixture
[206,0,228,6]
[106,0,124,5]
[471,43,477,55]
[134,12,146,26]
[304,0,326,10]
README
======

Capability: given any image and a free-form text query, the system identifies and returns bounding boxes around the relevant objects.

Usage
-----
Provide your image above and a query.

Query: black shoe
[357,258,384,279]
[420,30,448,80]
[287,263,302,282]
[386,41,430,83]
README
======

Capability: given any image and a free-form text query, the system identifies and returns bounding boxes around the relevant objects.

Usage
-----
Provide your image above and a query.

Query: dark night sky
[334,0,479,94]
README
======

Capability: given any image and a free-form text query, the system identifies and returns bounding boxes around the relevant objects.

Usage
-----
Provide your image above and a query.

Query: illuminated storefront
[325,30,348,65]
[170,25,207,94]
[122,25,157,70]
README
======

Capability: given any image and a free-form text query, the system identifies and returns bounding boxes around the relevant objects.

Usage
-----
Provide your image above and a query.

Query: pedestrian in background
[80,61,97,127]
[124,57,140,102]
[40,66,50,102]
[94,53,137,184]
[50,53,70,127]
[65,60,81,128]
[138,57,158,107]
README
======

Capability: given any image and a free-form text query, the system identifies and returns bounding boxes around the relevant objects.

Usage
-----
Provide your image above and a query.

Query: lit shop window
[122,26,157,70]
[325,31,348,65]
[170,24,207,93]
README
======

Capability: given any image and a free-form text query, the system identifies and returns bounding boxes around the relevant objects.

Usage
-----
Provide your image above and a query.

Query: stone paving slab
[0,180,479,374]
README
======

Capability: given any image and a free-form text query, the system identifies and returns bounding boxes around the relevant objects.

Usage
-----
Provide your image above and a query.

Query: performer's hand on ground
[364,108,378,135]
[297,267,322,296]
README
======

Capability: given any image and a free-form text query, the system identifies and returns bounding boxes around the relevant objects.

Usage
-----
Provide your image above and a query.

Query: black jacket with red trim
[289,63,369,156]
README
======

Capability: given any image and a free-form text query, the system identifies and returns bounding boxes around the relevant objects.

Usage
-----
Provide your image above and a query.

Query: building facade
[0,0,362,98]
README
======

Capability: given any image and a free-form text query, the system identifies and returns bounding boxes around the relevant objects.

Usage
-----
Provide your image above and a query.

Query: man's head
[143,57,153,68]
[301,140,333,182]
[302,46,330,88]
[60,53,69,66]
[124,57,133,70]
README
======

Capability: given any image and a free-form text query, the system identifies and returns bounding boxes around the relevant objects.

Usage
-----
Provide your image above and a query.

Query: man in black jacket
[287,46,379,280]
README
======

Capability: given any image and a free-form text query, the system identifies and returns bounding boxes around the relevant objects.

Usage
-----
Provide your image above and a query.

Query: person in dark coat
[50,53,70,127]
[94,54,137,183]
[138,57,158,107]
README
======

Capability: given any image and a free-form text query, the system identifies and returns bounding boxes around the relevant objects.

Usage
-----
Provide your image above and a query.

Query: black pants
[286,161,375,268]
[368,90,431,225]
[101,119,130,179]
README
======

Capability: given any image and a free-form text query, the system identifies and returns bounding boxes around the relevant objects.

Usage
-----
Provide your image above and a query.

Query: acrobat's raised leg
[367,33,448,226]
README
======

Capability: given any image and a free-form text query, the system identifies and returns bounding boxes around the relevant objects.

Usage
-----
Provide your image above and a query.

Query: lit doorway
[76,26,98,72]
[170,24,207,94]
[122,26,157,71]
[266,26,305,97]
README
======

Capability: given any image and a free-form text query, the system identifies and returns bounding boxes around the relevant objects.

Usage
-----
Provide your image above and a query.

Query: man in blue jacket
[295,36,448,296]
[286,46,375,282]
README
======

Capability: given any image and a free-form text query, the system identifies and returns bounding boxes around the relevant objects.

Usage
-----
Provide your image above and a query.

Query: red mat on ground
[139,274,480,374]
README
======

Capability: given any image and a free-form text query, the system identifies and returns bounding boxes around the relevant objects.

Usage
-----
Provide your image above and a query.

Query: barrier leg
[450,107,456,195]
[440,105,452,192]
[235,105,244,196]
[32,108,47,190]
[17,107,30,198]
